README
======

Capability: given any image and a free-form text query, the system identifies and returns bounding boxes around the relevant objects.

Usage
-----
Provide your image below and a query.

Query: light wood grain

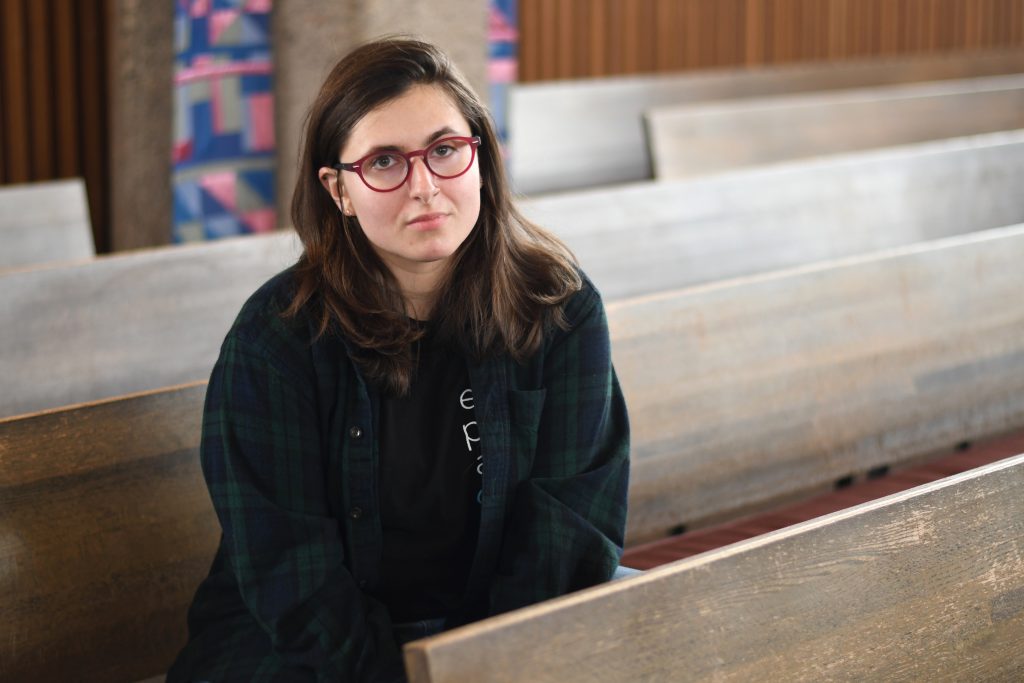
[0,178,94,270]
[405,453,1024,683]
[0,230,300,418]
[10,133,1023,418]
[521,129,1024,300]
[0,383,216,682]
[7,231,1024,679]
[615,223,1024,542]
[646,73,1024,179]
[509,48,1024,193]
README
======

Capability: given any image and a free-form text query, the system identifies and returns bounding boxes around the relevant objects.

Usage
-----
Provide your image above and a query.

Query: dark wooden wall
[0,0,109,250]
[519,0,1024,82]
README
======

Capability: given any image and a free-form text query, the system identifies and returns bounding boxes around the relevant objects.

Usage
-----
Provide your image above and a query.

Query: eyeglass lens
[361,138,475,191]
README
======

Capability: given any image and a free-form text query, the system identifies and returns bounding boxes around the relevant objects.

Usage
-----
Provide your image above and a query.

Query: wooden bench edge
[0,379,208,425]
[403,451,1024,679]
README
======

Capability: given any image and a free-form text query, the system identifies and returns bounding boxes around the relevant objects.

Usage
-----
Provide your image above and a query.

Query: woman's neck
[390,263,447,321]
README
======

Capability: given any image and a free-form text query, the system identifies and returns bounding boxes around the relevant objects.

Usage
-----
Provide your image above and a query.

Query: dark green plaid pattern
[168,269,630,682]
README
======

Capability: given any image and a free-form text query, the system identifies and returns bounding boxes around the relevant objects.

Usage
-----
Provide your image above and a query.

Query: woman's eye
[431,144,455,158]
[369,154,399,170]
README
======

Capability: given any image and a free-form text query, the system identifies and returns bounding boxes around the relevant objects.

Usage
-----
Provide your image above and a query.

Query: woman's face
[319,84,482,285]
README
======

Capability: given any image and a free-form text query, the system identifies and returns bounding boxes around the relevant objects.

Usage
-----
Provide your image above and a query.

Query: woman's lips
[407,212,448,230]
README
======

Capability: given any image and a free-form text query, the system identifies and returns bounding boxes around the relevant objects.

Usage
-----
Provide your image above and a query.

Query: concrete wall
[107,0,487,250]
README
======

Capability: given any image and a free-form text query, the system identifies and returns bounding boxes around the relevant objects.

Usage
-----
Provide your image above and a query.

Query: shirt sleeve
[488,283,631,614]
[201,328,406,683]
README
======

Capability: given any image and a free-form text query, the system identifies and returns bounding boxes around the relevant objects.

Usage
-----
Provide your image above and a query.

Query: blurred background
[1,0,1021,253]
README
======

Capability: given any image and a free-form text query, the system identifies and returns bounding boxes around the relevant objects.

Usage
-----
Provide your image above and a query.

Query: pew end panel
[0,383,217,682]
[0,178,95,271]
[404,453,1024,682]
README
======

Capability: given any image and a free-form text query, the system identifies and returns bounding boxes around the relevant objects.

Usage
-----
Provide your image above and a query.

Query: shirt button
[349,507,363,519]
[349,426,363,439]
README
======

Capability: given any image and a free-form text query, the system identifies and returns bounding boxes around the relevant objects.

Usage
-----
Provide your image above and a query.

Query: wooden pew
[5,132,1024,419]
[0,178,95,270]
[615,222,1024,543]
[404,453,1024,682]
[522,129,1024,300]
[645,73,1024,180]
[508,48,1024,193]
[0,382,214,683]
[6,226,1024,679]
[621,427,1024,569]
[0,230,300,419]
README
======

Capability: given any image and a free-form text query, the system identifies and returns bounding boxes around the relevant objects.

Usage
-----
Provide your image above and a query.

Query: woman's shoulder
[560,270,605,328]
[224,266,314,354]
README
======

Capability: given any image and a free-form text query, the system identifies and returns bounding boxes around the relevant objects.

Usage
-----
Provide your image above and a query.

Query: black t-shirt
[373,323,482,622]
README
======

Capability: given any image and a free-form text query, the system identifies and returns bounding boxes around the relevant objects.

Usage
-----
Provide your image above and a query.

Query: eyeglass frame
[331,135,482,193]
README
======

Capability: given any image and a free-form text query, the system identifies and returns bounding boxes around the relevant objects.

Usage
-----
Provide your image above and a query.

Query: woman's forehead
[347,84,471,151]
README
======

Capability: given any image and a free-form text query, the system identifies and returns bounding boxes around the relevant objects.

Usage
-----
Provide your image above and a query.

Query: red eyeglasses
[333,136,481,192]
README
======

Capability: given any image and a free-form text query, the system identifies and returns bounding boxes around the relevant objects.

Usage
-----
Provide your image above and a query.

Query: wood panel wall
[0,0,109,251]
[519,0,1024,82]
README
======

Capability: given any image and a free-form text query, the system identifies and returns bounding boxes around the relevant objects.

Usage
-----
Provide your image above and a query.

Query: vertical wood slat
[52,0,80,179]
[1,0,31,182]
[518,0,1024,82]
[0,0,109,251]
[27,0,54,180]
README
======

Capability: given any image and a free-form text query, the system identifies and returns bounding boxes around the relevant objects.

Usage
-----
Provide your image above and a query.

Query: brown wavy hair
[286,36,581,395]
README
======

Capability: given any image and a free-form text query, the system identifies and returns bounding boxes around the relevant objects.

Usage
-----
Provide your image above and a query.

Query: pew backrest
[7,133,1024,418]
[646,73,1024,179]
[521,129,1024,300]
[615,223,1024,542]
[0,230,300,418]
[405,453,1024,682]
[0,383,215,682]
[0,178,95,270]
[508,49,1024,193]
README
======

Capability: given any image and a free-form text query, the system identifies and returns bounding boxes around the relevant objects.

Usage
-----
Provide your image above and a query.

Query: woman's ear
[317,167,354,215]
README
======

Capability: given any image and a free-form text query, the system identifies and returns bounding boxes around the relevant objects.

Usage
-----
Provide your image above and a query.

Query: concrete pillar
[107,0,174,250]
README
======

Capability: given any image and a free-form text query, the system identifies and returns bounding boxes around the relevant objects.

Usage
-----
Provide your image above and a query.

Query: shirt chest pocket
[508,389,546,474]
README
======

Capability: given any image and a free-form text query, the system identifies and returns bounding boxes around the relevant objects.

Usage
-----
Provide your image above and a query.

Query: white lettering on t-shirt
[459,389,483,504]
[462,421,480,452]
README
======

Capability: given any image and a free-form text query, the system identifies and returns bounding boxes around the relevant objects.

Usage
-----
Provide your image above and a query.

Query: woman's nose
[407,157,439,200]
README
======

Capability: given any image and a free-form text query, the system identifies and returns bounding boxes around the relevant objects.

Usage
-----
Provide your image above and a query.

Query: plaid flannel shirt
[168,268,630,683]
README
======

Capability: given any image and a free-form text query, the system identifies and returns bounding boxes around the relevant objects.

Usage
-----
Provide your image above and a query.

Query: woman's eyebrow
[425,126,459,143]
[361,126,461,156]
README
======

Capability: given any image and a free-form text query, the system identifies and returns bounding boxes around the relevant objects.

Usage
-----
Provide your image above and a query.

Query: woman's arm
[201,327,404,682]
[489,283,631,614]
